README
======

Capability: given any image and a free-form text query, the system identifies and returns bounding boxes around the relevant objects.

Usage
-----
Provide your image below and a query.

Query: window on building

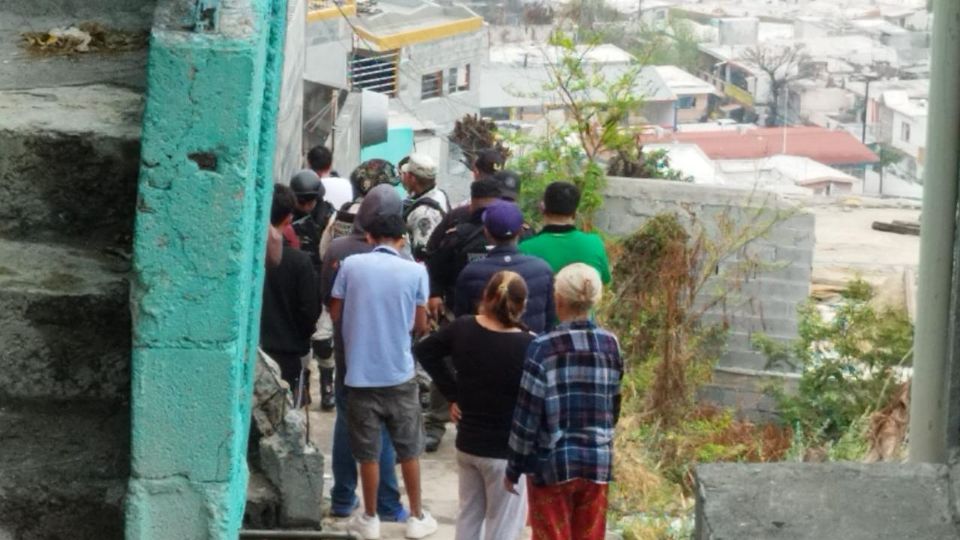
[349,50,399,96]
[422,71,443,99]
[448,68,458,94]
[447,64,471,93]
[901,121,911,143]
[457,64,470,91]
[677,96,697,109]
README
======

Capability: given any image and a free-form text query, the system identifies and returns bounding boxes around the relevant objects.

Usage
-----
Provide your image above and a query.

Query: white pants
[456,451,527,540]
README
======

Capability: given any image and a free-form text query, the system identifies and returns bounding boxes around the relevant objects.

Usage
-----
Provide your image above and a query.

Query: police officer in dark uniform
[290,169,331,268]
[289,169,337,410]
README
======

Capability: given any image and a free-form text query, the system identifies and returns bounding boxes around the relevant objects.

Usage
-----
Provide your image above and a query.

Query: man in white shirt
[307,145,354,210]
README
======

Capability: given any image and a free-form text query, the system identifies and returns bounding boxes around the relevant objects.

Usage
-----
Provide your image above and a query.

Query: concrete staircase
[0,1,153,537]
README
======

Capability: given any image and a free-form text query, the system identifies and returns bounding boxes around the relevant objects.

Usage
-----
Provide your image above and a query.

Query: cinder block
[695,463,956,540]
[719,349,777,371]
[126,476,234,540]
[130,347,246,482]
[702,312,798,334]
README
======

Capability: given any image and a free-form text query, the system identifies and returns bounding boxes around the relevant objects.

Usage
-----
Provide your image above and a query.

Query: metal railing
[349,51,399,96]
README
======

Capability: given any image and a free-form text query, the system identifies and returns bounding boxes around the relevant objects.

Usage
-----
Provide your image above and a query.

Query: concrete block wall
[597,177,815,416]
[126,0,288,537]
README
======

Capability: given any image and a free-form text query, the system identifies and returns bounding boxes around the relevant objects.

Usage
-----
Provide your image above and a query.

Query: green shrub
[758,279,914,446]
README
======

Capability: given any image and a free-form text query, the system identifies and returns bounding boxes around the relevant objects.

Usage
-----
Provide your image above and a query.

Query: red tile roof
[645,126,879,166]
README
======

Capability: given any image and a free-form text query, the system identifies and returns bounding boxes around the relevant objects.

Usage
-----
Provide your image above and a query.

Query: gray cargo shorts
[345,378,424,462]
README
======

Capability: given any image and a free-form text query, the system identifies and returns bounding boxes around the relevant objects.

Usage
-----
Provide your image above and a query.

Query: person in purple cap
[452,201,556,333]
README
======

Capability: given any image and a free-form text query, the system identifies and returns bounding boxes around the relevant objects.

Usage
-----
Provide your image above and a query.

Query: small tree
[756,279,914,449]
[631,18,703,75]
[742,44,808,127]
[449,114,510,170]
[508,30,646,227]
[607,145,692,182]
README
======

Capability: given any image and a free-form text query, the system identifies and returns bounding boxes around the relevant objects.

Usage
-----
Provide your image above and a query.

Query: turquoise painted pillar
[126,0,288,537]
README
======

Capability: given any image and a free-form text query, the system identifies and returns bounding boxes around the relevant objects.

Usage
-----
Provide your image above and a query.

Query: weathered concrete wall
[0,0,156,91]
[126,0,288,537]
[695,462,960,539]
[597,177,814,416]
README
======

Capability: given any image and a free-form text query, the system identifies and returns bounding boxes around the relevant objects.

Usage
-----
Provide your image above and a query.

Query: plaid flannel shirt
[506,319,624,486]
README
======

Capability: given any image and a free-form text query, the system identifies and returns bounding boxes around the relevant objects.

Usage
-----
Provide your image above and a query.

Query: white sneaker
[347,513,381,540]
[405,510,438,539]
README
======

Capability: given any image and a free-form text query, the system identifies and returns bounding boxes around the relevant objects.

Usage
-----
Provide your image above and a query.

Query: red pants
[527,478,608,540]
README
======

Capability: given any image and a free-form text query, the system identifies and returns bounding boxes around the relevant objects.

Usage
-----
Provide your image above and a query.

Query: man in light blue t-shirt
[329,213,437,540]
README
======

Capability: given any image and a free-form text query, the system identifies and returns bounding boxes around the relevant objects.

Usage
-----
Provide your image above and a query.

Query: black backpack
[402,191,448,221]
[329,201,359,242]
[450,223,490,278]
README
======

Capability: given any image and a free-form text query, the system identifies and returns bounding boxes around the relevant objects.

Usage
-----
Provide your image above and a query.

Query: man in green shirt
[519,181,611,284]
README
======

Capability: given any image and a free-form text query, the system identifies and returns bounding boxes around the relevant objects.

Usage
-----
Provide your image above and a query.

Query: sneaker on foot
[380,506,410,522]
[424,434,441,453]
[347,513,381,540]
[405,511,438,539]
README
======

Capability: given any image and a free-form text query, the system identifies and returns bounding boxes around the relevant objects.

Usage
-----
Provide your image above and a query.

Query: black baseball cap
[493,170,521,200]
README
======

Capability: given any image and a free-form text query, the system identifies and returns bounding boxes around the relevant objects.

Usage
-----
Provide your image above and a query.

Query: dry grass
[609,405,793,538]
[21,22,148,55]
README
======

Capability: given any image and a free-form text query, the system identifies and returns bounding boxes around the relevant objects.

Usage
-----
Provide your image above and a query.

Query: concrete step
[0,402,127,539]
[0,1,156,91]
[0,85,143,242]
[0,238,130,403]
[695,462,960,540]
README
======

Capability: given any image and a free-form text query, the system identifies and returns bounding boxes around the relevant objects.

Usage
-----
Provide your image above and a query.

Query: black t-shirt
[261,246,320,357]
[413,316,535,459]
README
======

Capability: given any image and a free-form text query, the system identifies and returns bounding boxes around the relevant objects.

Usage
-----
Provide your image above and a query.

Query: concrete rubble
[249,351,325,528]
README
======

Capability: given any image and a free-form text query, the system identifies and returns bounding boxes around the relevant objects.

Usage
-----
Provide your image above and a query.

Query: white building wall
[395,31,484,127]
[391,31,484,201]
[889,110,927,161]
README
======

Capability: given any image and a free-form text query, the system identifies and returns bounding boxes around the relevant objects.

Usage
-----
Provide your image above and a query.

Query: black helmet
[289,169,324,200]
[350,159,398,197]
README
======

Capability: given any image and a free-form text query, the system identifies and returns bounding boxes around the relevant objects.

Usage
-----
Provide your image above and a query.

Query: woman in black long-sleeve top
[414,270,534,540]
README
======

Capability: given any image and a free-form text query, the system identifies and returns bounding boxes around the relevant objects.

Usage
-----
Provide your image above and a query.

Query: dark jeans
[331,386,404,517]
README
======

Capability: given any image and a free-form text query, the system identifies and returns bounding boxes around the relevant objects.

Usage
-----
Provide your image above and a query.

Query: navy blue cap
[482,201,524,239]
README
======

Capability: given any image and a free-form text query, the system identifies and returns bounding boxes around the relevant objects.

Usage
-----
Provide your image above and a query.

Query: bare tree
[743,44,808,127]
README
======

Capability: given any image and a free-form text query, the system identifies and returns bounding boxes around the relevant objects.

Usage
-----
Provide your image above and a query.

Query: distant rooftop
[880,90,928,118]
[488,43,634,67]
[653,66,719,97]
[347,0,482,50]
[479,63,675,110]
[643,143,857,195]
[645,126,880,166]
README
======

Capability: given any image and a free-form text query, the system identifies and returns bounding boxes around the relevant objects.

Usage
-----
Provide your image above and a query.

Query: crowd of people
[260,145,623,540]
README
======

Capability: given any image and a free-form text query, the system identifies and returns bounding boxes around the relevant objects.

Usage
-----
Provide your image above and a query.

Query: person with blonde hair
[415,271,536,540]
[504,263,624,540]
